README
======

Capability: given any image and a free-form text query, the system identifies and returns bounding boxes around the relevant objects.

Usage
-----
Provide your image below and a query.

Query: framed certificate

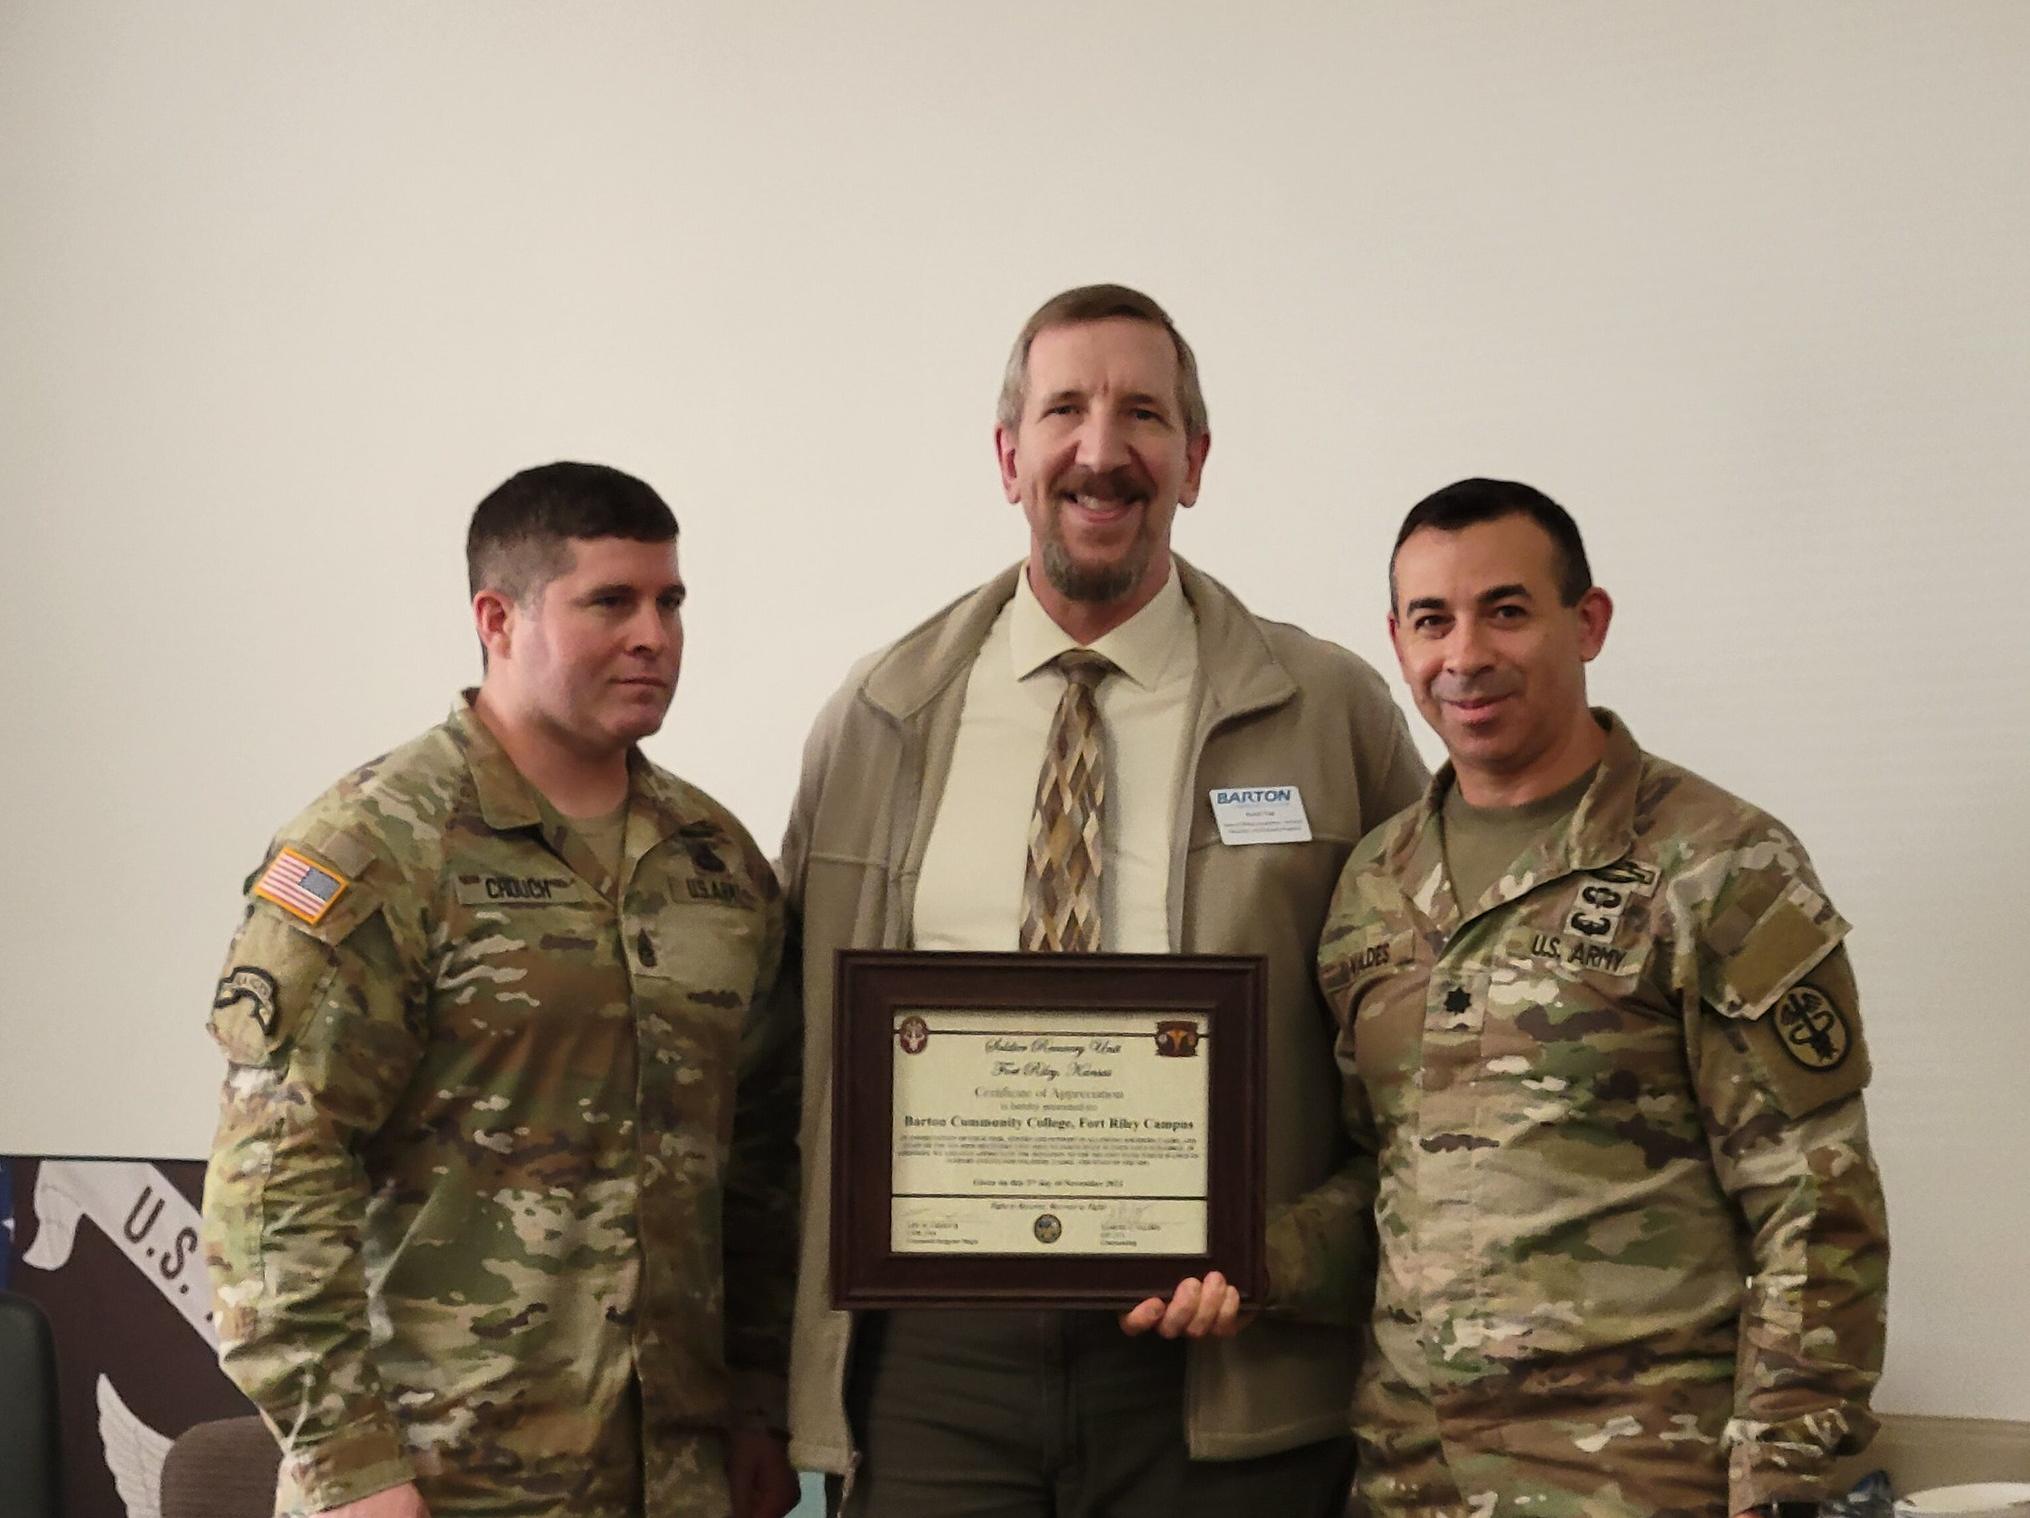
[829,949,1266,1309]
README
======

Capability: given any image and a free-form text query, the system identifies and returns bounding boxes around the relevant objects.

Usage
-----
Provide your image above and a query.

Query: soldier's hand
[726,1427,799,1518]
[311,1483,429,1518]
[1118,1271,1247,1339]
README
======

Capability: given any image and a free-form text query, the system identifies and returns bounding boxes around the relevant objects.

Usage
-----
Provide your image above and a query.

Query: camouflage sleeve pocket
[208,909,344,1066]
[1700,871,1847,1021]
[1716,945,1872,1119]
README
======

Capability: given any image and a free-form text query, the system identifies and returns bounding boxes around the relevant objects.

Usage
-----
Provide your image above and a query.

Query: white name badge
[1208,786,1312,846]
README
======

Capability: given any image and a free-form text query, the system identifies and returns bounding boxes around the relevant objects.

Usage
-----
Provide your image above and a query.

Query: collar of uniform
[447,692,699,847]
[1404,707,1643,919]
[448,690,547,832]
[1008,560,1188,691]
[625,749,713,849]
[1560,709,1643,872]
[858,554,1293,722]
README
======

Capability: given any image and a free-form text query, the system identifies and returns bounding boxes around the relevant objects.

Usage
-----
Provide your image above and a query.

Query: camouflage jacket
[1273,712,1888,1517]
[202,697,797,1518]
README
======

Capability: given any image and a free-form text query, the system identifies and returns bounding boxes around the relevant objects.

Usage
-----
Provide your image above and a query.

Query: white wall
[2,2,2024,1419]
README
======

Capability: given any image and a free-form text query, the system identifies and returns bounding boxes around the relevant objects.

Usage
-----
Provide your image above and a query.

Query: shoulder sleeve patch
[208,908,341,1065]
[212,966,281,1041]
[1730,945,1872,1117]
[247,840,381,945]
[252,846,350,925]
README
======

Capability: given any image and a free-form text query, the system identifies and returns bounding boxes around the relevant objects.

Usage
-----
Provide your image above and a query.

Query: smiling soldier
[1276,478,1890,1518]
[778,286,1427,1516]
[201,463,800,1518]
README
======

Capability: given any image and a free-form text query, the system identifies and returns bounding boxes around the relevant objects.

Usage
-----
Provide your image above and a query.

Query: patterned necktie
[1021,650,1116,953]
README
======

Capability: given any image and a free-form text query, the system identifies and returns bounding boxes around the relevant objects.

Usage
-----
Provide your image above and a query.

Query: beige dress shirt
[914,562,1199,954]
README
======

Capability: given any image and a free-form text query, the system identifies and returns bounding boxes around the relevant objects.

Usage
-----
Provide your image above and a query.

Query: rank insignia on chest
[253,846,350,925]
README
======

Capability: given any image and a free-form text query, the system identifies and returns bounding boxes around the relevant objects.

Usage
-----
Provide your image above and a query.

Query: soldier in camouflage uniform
[1270,479,1888,1518]
[202,463,801,1518]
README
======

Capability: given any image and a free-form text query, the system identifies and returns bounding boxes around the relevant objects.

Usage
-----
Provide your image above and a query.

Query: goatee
[1041,537,1147,604]
[1040,463,1155,604]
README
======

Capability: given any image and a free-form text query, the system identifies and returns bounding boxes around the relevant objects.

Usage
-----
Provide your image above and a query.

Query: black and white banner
[3,1155,255,1518]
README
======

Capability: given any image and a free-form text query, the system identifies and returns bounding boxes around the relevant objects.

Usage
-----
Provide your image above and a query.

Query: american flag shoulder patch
[253,846,350,925]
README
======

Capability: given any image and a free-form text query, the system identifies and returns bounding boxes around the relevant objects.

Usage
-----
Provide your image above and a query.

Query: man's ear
[1178,430,1212,507]
[474,587,516,664]
[995,423,1021,504]
[1575,586,1614,662]
[1387,610,1411,677]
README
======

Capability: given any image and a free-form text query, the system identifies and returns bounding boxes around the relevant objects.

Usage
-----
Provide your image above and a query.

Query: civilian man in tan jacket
[778,285,1426,1516]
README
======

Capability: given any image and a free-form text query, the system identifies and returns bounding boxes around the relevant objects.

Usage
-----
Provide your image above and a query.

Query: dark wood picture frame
[830,949,1266,1309]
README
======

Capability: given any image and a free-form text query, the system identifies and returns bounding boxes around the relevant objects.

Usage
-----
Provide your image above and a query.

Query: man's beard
[1038,463,1156,604]
[1041,536,1149,603]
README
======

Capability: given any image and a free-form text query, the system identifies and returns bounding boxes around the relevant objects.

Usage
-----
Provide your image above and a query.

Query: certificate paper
[829,950,1264,1308]
[889,1008,1209,1255]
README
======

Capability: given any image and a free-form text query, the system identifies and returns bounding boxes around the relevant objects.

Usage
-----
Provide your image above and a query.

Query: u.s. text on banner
[889,1008,1209,1255]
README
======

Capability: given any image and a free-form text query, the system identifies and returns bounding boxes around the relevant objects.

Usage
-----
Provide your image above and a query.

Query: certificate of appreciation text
[888,1008,1209,1255]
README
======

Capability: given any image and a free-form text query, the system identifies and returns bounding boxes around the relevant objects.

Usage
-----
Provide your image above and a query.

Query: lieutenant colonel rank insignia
[253,846,350,925]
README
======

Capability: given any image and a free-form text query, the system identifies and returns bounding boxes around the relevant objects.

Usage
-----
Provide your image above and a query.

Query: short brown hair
[996,284,1209,439]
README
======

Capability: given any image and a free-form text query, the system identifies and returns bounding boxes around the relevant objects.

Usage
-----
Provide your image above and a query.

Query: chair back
[159,1414,283,1518]
[0,1289,63,1518]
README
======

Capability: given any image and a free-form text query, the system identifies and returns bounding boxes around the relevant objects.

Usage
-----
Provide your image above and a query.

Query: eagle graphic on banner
[98,1375,172,1518]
